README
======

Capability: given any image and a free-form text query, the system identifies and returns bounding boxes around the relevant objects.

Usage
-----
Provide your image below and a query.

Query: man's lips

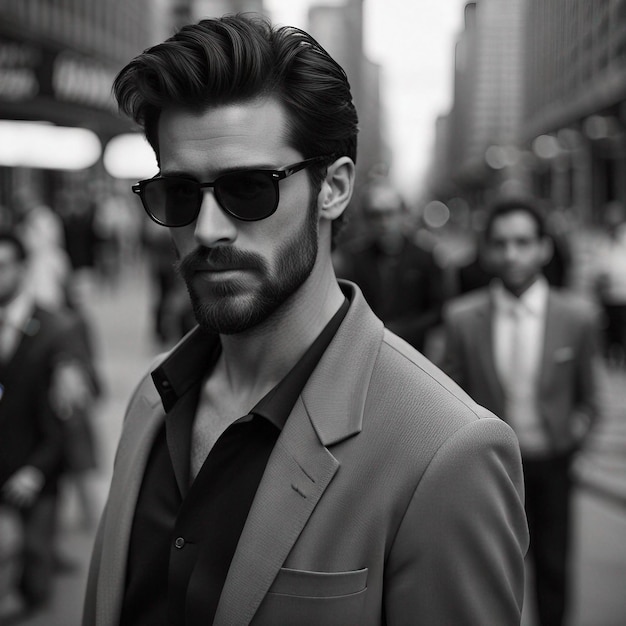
[190,262,248,272]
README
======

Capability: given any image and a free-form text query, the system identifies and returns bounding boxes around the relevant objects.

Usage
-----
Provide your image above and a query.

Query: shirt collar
[252,296,349,429]
[492,275,549,317]
[152,296,350,429]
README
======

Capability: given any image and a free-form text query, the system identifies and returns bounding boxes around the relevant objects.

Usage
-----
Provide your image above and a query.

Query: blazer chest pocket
[252,567,368,626]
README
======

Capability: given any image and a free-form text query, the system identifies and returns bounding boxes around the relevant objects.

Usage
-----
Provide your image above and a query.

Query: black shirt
[120,298,349,626]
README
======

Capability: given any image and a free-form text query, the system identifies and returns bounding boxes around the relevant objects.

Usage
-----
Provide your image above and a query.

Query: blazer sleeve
[384,417,528,625]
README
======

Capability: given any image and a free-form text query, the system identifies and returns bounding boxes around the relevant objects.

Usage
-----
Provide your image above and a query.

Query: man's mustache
[175,246,267,275]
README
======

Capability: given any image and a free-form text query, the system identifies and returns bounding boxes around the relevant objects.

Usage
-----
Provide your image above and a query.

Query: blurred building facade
[189,0,264,21]
[0,0,174,219]
[0,0,383,236]
[308,0,383,203]
[428,0,526,207]
[428,0,626,229]
[522,0,626,224]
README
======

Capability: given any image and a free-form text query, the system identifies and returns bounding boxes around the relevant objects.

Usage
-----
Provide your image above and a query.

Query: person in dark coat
[0,231,87,619]
[336,183,444,352]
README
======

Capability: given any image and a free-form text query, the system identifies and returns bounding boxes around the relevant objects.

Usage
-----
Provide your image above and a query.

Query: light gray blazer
[84,281,528,625]
[442,286,602,454]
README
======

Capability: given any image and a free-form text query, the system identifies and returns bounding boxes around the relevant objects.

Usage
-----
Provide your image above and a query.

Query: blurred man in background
[442,196,603,626]
[0,231,87,621]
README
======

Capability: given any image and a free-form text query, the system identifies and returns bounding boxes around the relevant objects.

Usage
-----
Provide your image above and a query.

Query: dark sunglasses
[132,155,332,227]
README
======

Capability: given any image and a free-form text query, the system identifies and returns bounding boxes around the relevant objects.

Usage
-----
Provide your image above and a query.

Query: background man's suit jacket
[442,286,602,454]
[84,282,528,626]
[0,306,82,494]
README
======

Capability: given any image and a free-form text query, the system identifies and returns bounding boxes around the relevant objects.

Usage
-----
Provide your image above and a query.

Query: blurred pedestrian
[92,184,141,287]
[141,218,193,345]
[56,186,99,278]
[51,275,103,531]
[0,231,88,620]
[593,200,626,367]
[11,186,71,310]
[84,15,527,625]
[336,182,444,352]
[441,196,603,626]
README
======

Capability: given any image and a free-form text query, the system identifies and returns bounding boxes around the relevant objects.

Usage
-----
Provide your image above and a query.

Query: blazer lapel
[213,281,383,626]
[477,298,506,415]
[95,383,165,626]
[539,291,560,385]
[213,397,340,626]
[537,291,564,447]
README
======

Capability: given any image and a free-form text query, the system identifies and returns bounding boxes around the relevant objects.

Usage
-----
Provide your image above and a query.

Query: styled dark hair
[484,196,546,241]
[0,230,27,262]
[113,13,358,189]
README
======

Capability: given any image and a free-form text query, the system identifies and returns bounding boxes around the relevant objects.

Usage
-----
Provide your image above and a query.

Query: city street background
[1,1,626,624]
[12,245,626,626]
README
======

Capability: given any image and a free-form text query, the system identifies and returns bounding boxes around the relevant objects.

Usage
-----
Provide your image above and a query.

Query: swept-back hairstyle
[113,13,358,174]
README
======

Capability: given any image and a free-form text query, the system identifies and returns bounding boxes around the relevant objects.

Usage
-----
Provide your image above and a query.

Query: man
[337,182,444,352]
[0,231,83,619]
[11,187,71,310]
[442,197,602,626]
[84,15,528,625]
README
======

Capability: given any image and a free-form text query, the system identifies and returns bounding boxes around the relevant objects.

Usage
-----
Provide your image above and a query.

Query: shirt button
[174,537,185,549]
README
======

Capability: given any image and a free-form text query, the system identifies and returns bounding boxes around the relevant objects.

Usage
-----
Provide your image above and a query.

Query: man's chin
[191,286,281,334]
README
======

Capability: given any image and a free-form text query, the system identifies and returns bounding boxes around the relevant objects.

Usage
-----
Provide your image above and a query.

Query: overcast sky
[266,0,468,200]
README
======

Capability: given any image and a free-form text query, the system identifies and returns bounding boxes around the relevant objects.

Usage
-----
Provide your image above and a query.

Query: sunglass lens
[145,179,199,226]
[217,171,277,220]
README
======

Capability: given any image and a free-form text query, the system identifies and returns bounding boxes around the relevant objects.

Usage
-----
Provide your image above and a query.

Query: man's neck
[503,275,541,299]
[215,269,345,405]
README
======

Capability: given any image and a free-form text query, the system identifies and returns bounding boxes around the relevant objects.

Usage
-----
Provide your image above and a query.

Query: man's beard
[175,199,319,334]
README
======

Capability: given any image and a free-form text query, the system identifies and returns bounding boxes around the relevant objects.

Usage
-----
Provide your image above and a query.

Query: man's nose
[193,191,237,247]
[503,242,520,261]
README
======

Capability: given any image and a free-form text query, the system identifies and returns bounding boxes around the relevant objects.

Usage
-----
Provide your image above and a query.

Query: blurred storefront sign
[0,31,129,136]
[0,120,101,170]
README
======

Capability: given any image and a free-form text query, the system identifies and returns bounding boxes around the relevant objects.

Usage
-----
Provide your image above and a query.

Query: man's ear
[317,157,355,221]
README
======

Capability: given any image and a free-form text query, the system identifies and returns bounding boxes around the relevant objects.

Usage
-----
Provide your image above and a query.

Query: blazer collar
[302,280,383,445]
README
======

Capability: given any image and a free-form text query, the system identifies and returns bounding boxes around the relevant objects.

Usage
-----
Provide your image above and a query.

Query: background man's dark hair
[484,196,547,241]
[113,13,359,241]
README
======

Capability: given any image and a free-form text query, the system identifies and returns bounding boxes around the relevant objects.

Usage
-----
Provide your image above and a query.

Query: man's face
[485,210,550,296]
[158,98,320,334]
[0,243,24,306]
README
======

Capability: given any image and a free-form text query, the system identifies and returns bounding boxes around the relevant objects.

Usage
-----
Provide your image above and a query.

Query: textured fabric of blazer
[84,281,528,626]
[442,286,602,454]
